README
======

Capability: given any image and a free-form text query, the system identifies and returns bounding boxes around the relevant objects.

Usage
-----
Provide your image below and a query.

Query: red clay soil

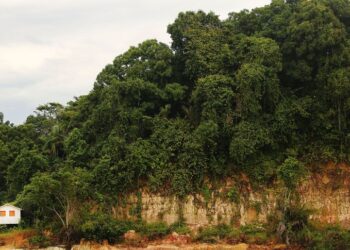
[0,229,35,249]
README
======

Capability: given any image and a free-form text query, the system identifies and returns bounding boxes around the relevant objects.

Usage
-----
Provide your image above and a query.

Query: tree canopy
[1,0,350,238]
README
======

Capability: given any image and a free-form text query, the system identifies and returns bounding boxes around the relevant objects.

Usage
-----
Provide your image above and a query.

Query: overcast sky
[0,0,270,124]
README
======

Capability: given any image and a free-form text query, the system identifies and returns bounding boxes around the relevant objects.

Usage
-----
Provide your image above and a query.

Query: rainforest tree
[0,0,347,238]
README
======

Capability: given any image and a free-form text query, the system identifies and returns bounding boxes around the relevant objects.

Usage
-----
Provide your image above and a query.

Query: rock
[273,244,288,250]
[163,232,191,245]
[246,208,258,223]
[322,175,330,185]
[41,247,65,250]
[146,244,179,250]
[232,243,249,250]
[71,244,92,250]
[182,243,248,250]
[124,230,143,246]
[124,230,137,240]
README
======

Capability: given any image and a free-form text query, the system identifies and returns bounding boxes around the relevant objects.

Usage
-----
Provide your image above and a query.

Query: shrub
[138,222,170,240]
[196,224,239,243]
[0,225,7,232]
[197,226,220,243]
[282,206,313,244]
[79,213,134,243]
[278,157,306,189]
[317,226,350,250]
[227,186,240,203]
[285,206,310,231]
[169,221,191,235]
[202,185,212,203]
[296,226,350,250]
[28,235,51,247]
[275,206,350,249]
[240,223,268,244]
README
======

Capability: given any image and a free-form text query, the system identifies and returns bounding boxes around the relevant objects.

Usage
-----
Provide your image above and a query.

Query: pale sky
[0,0,271,124]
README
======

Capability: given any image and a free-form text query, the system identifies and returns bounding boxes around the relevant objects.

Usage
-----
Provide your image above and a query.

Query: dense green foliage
[79,213,134,243]
[196,223,268,244]
[1,0,350,245]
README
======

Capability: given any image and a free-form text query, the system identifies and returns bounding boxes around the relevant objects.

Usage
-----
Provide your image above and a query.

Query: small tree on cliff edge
[16,167,92,243]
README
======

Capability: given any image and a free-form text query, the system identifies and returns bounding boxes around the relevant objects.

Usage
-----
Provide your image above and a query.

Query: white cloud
[0,44,69,73]
[0,0,271,124]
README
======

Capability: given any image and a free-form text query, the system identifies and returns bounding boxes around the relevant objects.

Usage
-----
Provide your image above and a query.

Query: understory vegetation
[1,0,350,247]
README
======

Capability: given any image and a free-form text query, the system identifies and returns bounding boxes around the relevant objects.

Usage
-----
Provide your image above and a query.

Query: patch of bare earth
[0,229,35,249]
[72,241,302,250]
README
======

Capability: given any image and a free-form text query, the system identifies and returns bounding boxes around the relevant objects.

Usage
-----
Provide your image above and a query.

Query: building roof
[0,204,21,210]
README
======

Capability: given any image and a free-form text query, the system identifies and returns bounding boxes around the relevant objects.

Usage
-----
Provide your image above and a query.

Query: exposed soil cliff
[113,162,350,229]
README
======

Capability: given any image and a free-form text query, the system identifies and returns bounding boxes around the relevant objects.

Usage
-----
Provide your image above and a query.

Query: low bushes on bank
[294,225,350,250]
[77,212,191,243]
[196,223,267,244]
[79,213,134,243]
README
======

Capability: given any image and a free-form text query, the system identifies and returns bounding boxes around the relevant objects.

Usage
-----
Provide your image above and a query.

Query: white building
[0,204,21,225]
